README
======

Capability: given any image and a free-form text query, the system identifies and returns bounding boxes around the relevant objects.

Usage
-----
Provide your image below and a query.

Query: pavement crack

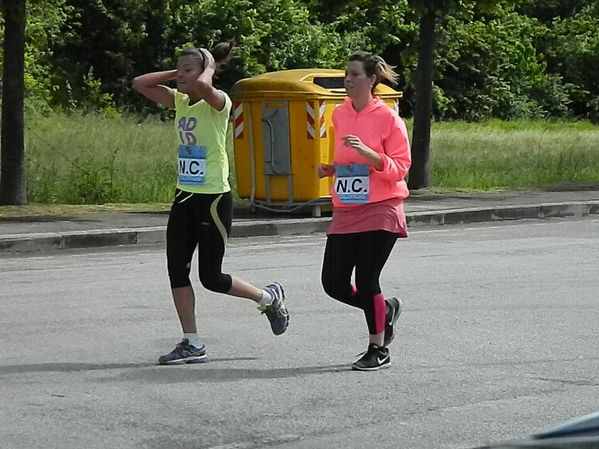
[531,376,599,386]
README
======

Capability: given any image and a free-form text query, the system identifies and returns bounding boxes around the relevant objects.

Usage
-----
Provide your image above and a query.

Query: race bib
[178,144,207,186]
[334,164,370,204]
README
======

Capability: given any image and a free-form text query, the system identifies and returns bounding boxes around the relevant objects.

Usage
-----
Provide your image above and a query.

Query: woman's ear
[370,74,377,88]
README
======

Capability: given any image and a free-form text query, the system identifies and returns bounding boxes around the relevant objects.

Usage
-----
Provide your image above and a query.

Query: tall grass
[23,112,599,204]
[26,111,176,203]
[430,120,599,191]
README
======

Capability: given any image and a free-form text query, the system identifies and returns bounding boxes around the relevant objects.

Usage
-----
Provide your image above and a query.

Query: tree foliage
[1,0,599,122]
[536,2,599,122]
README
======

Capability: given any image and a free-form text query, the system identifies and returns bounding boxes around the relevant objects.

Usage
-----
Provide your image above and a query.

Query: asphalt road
[1,218,598,449]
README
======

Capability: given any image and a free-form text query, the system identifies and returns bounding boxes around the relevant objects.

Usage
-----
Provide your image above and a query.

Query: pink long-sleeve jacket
[330,96,411,208]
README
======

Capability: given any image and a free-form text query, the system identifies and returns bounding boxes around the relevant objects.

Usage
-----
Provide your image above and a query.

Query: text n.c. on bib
[178,144,207,186]
[334,163,370,204]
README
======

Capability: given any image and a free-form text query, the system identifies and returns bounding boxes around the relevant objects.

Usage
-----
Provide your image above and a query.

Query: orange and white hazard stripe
[233,101,244,139]
[306,100,326,139]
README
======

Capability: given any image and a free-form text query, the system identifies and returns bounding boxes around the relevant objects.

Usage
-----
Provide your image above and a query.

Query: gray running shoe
[384,297,403,347]
[352,343,391,371]
[158,339,207,365]
[258,282,289,335]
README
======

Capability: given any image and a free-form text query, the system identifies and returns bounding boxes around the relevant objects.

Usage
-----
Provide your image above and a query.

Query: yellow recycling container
[230,69,402,216]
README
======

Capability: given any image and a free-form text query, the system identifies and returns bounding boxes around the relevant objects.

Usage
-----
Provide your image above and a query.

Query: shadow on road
[105,362,351,383]
[0,360,350,381]
[0,362,151,374]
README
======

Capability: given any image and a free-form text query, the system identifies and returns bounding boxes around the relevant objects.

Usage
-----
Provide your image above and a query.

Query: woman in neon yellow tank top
[133,42,289,365]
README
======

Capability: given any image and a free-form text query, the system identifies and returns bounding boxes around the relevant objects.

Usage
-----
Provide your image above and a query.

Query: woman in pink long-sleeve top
[318,51,412,371]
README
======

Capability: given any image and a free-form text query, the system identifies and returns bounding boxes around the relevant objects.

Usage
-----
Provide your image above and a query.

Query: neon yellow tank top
[174,90,231,194]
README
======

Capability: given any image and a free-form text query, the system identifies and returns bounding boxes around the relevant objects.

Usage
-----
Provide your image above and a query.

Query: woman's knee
[322,276,348,300]
[168,261,192,289]
[199,271,232,293]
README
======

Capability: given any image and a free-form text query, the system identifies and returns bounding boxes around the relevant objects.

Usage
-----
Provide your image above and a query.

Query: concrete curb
[407,201,599,226]
[1,201,597,254]
[0,227,166,253]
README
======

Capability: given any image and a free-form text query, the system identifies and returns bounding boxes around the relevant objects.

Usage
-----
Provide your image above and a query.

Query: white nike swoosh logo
[387,313,394,325]
[377,355,389,364]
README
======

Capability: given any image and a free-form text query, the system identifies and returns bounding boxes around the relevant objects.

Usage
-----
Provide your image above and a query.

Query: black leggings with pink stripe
[321,230,398,335]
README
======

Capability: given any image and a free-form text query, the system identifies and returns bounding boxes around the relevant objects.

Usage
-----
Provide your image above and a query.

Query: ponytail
[209,40,235,64]
[179,40,235,67]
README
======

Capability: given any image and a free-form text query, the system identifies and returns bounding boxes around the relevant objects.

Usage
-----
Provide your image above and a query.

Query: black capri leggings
[166,189,233,292]
[321,230,398,334]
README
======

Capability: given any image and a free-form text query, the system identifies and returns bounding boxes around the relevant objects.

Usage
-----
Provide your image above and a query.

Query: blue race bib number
[334,164,370,204]
[178,145,207,186]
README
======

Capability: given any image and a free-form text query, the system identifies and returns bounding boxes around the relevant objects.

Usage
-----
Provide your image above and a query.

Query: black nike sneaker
[352,343,391,371]
[384,297,403,347]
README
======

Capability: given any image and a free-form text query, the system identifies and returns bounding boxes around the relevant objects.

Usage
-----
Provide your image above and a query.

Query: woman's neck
[351,93,373,113]
[188,92,202,105]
